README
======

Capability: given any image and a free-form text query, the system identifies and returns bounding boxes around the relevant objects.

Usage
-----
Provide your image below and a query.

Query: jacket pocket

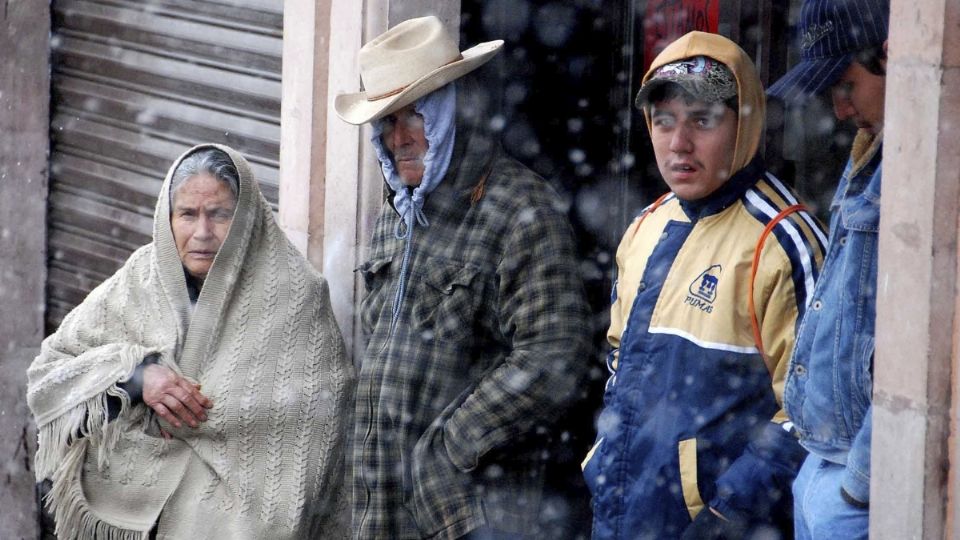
[409,422,475,536]
[358,257,392,335]
[678,438,705,521]
[412,259,482,340]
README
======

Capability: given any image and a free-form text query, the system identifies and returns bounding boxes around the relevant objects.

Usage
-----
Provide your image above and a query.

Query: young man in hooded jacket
[767,0,889,538]
[334,16,590,540]
[582,31,827,539]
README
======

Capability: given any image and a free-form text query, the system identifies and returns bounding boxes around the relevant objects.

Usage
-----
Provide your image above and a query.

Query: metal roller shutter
[47,0,282,331]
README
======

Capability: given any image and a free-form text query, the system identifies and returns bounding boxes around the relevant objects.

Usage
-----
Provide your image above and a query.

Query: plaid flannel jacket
[353,123,590,540]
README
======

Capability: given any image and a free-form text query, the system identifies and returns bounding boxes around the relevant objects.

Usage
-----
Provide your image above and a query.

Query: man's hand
[680,507,749,540]
[142,363,213,429]
[840,486,869,509]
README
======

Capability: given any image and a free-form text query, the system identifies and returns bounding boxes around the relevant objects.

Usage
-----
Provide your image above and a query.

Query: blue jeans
[793,454,868,540]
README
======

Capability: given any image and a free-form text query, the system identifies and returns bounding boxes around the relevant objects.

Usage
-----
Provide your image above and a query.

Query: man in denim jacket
[767,0,888,538]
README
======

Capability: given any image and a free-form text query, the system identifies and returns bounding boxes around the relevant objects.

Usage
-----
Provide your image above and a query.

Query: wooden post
[279,0,332,259]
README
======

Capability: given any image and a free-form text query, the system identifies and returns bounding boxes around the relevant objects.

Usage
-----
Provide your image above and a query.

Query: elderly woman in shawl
[27,144,354,540]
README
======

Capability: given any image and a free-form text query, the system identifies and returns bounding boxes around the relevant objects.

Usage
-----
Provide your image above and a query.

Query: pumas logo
[685,265,721,313]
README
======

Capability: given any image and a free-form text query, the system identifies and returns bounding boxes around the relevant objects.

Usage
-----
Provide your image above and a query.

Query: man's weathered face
[382,104,429,186]
[649,97,738,201]
[830,59,886,136]
[171,173,236,282]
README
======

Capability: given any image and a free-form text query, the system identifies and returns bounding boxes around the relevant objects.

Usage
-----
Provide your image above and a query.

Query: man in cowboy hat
[335,16,590,540]
[767,0,888,538]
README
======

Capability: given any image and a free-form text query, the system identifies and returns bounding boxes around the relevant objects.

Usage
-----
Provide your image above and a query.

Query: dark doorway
[461,2,642,536]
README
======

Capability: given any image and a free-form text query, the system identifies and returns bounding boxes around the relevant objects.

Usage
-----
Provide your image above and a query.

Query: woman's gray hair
[169,148,240,208]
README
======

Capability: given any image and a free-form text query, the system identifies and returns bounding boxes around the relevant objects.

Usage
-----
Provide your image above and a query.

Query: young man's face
[830,60,886,135]
[381,104,429,186]
[649,98,739,201]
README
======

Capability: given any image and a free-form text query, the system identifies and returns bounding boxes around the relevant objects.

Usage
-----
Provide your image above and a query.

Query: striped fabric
[744,173,828,314]
[767,0,889,103]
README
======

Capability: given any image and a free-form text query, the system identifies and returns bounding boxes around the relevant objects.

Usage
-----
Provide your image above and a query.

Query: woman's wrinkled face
[171,173,236,282]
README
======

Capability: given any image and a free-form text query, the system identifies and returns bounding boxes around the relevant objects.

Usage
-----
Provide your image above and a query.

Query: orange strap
[748,204,806,358]
[629,192,672,241]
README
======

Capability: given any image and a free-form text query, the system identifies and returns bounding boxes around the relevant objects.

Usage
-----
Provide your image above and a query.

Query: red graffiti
[643,0,720,70]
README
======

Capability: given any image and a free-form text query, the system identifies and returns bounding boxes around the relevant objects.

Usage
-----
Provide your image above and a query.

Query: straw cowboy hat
[334,16,503,125]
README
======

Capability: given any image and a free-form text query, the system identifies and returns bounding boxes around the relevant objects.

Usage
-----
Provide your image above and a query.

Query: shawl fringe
[35,384,131,481]
[46,440,148,540]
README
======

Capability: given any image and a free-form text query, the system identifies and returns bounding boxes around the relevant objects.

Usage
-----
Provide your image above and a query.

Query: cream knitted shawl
[27,144,354,540]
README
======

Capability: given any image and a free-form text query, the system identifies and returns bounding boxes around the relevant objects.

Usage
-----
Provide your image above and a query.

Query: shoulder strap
[749,204,807,357]
[628,192,672,241]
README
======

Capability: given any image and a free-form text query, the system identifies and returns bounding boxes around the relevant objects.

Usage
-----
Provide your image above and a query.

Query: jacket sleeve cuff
[841,406,872,504]
[709,498,748,523]
[840,484,869,508]
[840,463,870,504]
[710,421,806,519]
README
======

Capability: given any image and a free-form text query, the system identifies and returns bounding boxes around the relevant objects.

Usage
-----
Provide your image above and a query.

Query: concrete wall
[873,0,960,538]
[388,0,460,34]
[0,1,50,538]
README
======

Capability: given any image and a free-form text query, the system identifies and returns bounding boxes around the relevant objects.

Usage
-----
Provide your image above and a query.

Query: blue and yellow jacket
[582,32,828,539]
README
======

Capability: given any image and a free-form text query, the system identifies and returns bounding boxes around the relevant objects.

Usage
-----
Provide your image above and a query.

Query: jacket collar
[678,155,765,222]
[848,129,883,177]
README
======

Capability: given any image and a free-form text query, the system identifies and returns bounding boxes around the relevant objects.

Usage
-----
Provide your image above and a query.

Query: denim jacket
[784,131,882,504]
